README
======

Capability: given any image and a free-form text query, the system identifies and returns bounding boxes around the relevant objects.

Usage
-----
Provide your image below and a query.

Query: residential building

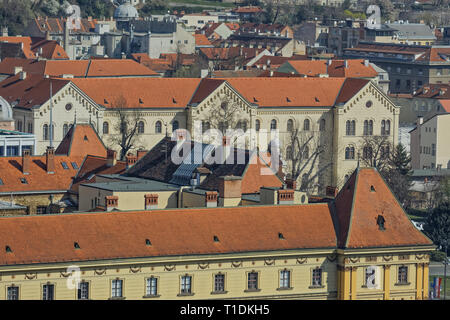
[198,22,236,41]
[386,22,437,46]
[0,168,434,300]
[0,96,14,130]
[0,129,36,156]
[0,123,107,214]
[410,113,450,170]
[0,36,69,61]
[409,168,450,209]
[237,23,294,39]
[179,13,219,30]
[343,42,450,94]
[328,20,365,57]
[231,6,263,21]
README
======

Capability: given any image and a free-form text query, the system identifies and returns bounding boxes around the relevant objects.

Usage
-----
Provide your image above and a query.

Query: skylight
[71,162,78,170]
[61,162,69,170]
[20,178,28,184]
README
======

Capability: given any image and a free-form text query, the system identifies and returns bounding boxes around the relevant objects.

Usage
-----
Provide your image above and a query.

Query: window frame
[7,285,19,300]
[144,276,160,298]
[278,269,292,290]
[211,273,227,294]
[179,274,194,296]
[245,271,260,292]
[42,283,55,300]
[310,267,324,288]
[396,265,409,285]
[77,281,90,300]
[110,278,124,299]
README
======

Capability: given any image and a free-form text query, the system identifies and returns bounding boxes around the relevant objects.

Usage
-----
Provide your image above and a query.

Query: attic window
[104,99,108,104]
[84,135,88,141]
[278,232,285,240]
[213,235,219,242]
[145,239,152,246]
[376,215,385,230]
[74,242,80,249]
[286,97,291,102]
[61,162,69,170]
[370,185,376,192]
[71,162,79,169]
[315,97,320,102]
[139,98,144,104]
[20,178,28,184]
[172,97,177,104]
[5,246,12,253]
[253,97,258,102]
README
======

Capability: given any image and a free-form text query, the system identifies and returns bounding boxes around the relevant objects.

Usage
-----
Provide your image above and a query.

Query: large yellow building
[0,168,434,300]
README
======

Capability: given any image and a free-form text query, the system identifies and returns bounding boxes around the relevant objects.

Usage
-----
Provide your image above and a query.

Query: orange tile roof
[335,78,370,104]
[334,168,433,248]
[55,123,107,158]
[199,47,259,60]
[284,59,378,78]
[34,17,97,33]
[241,155,283,194]
[233,6,263,13]
[69,155,126,194]
[71,78,202,108]
[0,155,83,194]
[439,100,450,113]
[0,203,336,265]
[0,73,70,109]
[223,77,346,107]
[0,36,35,59]
[195,34,213,46]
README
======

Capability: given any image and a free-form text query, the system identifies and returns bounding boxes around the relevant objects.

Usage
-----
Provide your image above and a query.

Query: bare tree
[359,135,393,171]
[108,96,144,160]
[284,128,332,194]
[202,95,246,136]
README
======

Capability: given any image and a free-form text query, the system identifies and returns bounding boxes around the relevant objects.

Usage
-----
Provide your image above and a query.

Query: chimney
[45,31,50,40]
[46,147,55,174]
[137,149,147,161]
[106,149,117,167]
[364,59,369,67]
[105,195,119,211]
[144,194,158,210]
[344,60,349,68]
[218,175,242,207]
[417,117,424,125]
[22,149,31,175]
[325,186,338,198]
[126,153,137,169]
[278,189,294,205]
[285,178,297,190]
[13,66,23,75]
[205,191,218,208]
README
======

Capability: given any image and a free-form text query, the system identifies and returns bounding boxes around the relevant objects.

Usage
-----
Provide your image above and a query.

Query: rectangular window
[111,279,123,298]
[312,268,322,286]
[365,267,376,287]
[146,277,158,296]
[214,274,225,293]
[42,284,54,300]
[432,144,436,156]
[247,272,258,290]
[77,282,89,300]
[279,270,291,289]
[7,286,19,300]
[398,266,408,284]
[36,206,47,214]
[180,275,192,294]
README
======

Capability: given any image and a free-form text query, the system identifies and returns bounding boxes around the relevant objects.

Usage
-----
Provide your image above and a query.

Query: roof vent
[315,97,320,102]
[145,239,152,246]
[213,235,219,242]
[84,135,88,141]
[376,215,385,230]
[104,99,108,104]
[5,245,12,253]
[286,97,291,102]
[370,185,376,192]
[253,97,258,102]
[278,232,285,240]
[139,98,144,104]
[74,242,80,249]
[172,97,177,104]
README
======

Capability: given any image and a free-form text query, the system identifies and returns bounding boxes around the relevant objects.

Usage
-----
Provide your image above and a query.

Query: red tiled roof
[0,73,69,109]
[0,37,35,58]
[34,17,97,33]
[233,6,263,13]
[250,55,308,69]
[241,155,283,194]
[55,123,107,158]
[413,83,450,99]
[334,168,433,248]
[0,203,336,266]
[195,34,213,46]
[335,78,370,104]
[283,59,378,78]
[200,47,259,60]
[0,37,69,60]
[69,155,126,194]
[71,78,202,108]
[439,100,450,113]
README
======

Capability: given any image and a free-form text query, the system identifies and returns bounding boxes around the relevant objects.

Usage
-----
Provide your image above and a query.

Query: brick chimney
[326,186,338,198]
[22,149,30,175]
[278,189,294,205]
[46,147,55,174]
[126,153,137,169]
[218,175,242,207]
[137,149,147,161]
[105,195,118,211]
[106,149,117,167]
[285,178,297,190]
[205,191,218,208]
[144,194,159,210]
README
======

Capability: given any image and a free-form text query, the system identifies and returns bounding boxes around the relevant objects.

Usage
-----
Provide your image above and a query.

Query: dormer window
[376,215,385,230]
[145,239,152,246]
[278,232,285,240]
[5,245,12,253]
[74,242,80,249]
[20,178,28,184]
[213,235,219,242]
[370,185,376,192]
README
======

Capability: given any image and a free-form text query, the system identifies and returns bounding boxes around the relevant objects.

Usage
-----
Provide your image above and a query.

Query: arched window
[270,119,277,130]
[255,119,260,132]
[363,146,373,160]
[155,121,162,134]
[287,119,294,132]
[368,120,373,135]
[63,124,69,137]
[242,120,247,132]
[319,119,326,131]
[43,124,49,141]
[346,120,351,135]
[303,145,309,159]
[364,120,368,135]
[286,146,293,160]
[381,120,386,135]
[172,120,179,132]
[103,122,109,134]
[137,121,145,134]
[351,120,355,135]
[345,146,355,160]
[385,120,390,135]
[303,119,310,131]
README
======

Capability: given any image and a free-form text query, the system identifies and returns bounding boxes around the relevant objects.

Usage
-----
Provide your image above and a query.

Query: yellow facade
[0,248,432,300]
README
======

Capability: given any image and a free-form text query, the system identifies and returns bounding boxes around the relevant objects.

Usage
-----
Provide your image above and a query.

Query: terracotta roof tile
[283,59,378,78]
[195,34,213,46]
[0,203,336,266]
[335,78,370,104]
[55,123,107,158]
[334,168,433,248]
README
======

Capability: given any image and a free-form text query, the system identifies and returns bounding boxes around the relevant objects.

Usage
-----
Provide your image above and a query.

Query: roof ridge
[343,167,360,248]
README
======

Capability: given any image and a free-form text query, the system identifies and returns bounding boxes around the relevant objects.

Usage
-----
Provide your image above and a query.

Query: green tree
[139,0,168,16]
[389,143,412,176]
[0,0,34,36]
[424,201,450,256]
